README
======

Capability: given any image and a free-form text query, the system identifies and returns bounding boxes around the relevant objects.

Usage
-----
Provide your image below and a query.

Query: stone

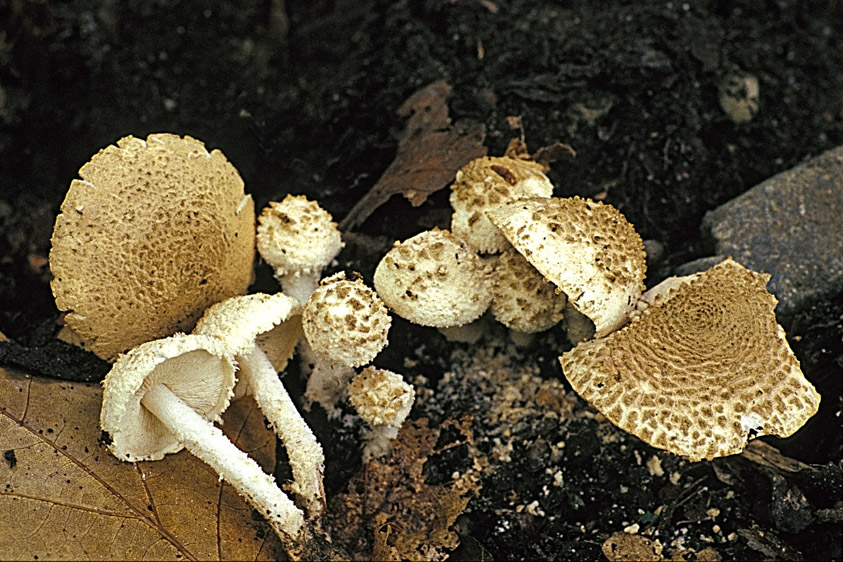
[701,146,843,320]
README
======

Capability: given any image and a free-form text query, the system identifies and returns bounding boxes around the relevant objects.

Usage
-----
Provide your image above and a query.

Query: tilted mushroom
[487,196,646,338]
[301,272,392,415]
[559,258,821,461]
[49,133,255,362]
[372,228,492,341]
[100,333,308,553]
[489,247,568,344]
[450,155,554,254]
[347,366,415,461]
[193,292,325,521]
[256,194,344,305]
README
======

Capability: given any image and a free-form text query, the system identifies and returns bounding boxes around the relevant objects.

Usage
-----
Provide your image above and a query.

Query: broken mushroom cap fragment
[50,133,255,361]
[193,292,325,520]
[373,228,492,330]
[487,196,646,338]
[100,332,306,548]
[450,156,554,254]
[347,366,415,461]
[559,258,821,461]
[490,247,567,335]
[256,194,344,304]
[301,272,392,413]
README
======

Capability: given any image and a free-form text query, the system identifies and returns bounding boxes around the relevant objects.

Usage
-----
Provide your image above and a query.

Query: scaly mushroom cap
[490,247,567,333]
[347,366,415,428]
[559,259,821,461]
[193,292,303,373]
[450,156,554,253]
[302,272,391,368]
[487,196,646,337]
[373,228,492,328]
[50,133,256,362]
[100,333,236,462]
[256,194,344,277]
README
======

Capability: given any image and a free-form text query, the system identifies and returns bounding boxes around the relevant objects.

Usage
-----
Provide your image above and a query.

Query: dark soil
[1,1,841,561]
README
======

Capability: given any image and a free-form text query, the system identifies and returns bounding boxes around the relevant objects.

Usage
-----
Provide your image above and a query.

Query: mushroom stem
[140,382,306,544]
[239,344,326,520]
[277,272,320,306]
[303,357,353,417]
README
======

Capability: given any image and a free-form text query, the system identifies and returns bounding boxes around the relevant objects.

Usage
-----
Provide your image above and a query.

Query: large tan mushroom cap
[487,196,646,337]
[50,133,256,362]
[559,258,821,461]
[302,272,391,368]
[450,156,554,254]
[373,228,492,328]
[256,194,344,277]
[100,333,236,462]
[490,248,567,333]
[194,292,302,374]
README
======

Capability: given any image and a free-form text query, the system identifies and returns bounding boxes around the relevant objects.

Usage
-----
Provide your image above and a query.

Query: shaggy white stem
[239,345,326,520]
[141,383,305,543]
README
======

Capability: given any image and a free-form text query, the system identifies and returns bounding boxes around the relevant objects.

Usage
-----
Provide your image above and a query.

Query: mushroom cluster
[51,134,823,557]
[369,149,820,461]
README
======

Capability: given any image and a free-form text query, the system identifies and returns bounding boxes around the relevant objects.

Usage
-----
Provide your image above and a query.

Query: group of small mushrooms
[48,133,821,556]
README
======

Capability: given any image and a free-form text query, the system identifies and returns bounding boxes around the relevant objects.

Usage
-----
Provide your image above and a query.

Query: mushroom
[347,366,415,461]
[486,196,646,338]
[256,194,344,305]
[301,272,392,415]
[559,258,822,461]
[450,155,554,254]
[193,292,325,520]
[489,247,567,345]
[49,133,255,362]
[99,332,307,551]
[372,228,492,340]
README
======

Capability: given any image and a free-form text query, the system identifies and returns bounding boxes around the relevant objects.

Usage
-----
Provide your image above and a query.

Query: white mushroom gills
[100,333,305,547]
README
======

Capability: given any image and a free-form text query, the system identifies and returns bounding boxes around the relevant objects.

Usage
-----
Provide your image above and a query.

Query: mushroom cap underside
[50,133,256,362]
[487,196,646,337]
[559,258,821,461]
[100,333,236,462]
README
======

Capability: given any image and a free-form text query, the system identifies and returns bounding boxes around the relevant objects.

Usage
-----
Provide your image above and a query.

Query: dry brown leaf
[0,366,287,561]
[328,416,482,561]
[338,80,487,231]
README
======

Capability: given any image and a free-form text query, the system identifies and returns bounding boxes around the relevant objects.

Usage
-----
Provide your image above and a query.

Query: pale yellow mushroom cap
[193,292,302,373]
[490,247,567,333]
[450,156,554,254]
[302,272,391,368]
[100,333,236,462]
[50,133,256,362]
[373,228,492,328]
[487,196,646,337]
[559,258,821,461]
[256,194,344,278]
[347,366,415,428]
